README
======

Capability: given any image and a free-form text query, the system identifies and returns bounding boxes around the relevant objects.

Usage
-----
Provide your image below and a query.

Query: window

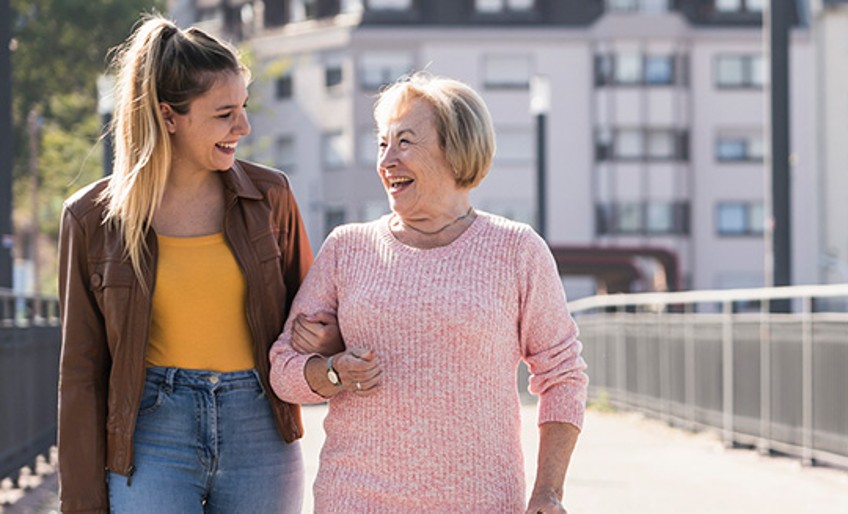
[596,202,689,235]
[275,135,296,172]
[325,65,343,89]
[368,0,412,10]
[483,55,531,90]
[646,130,675,159]
[607,0,669,13]
[716,0,764,13]
[275,75,293,100]
[476,0,535,12]
[324,207,346,237]
[716,201,764,236]
[644,55,674,85]
[716,133,764,162]
[360,52,413,90]
[716,55,764,88]
[322,131,347,169]
[596,128,687,161]
[596,54,678,86]
[615,54,642,84]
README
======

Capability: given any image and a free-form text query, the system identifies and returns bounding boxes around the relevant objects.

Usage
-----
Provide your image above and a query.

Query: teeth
[388,177,413,186]
[218,142,237,150]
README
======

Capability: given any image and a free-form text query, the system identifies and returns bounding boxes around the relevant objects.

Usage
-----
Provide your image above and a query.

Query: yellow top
[146,233,255,372]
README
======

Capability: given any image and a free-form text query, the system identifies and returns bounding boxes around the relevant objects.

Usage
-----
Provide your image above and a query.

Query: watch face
[328,368,340,386]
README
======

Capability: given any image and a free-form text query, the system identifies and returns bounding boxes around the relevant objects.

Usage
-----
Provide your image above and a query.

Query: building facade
[169,0,818,296]
[811,0,848,286]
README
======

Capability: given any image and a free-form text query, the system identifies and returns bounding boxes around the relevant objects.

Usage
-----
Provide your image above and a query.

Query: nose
[378,142,396,170]
[234,110,251,136]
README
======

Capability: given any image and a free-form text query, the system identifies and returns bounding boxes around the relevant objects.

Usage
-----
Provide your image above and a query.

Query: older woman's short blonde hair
[374,72,496,189]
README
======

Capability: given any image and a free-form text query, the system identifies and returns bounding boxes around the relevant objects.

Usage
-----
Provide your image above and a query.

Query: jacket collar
[221,160,262,200]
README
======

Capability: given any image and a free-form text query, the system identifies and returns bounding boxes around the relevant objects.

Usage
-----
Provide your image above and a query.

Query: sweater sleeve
[517,229,589,429]
[269,230,341,404]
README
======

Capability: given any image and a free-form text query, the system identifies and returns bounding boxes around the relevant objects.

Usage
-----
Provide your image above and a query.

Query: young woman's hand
[291,312,344,355]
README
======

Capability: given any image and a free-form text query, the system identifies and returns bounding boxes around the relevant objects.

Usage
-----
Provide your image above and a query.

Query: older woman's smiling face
[376,97,462,223]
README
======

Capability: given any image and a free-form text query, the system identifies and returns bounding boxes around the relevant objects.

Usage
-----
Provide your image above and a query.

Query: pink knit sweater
[270,212,588,513]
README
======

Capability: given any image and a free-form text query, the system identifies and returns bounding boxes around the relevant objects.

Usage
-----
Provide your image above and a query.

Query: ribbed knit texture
[270,211,588,513]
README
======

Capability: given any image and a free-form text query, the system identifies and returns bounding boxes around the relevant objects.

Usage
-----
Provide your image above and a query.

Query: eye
[216,112,233,119]
[399,138,411,147]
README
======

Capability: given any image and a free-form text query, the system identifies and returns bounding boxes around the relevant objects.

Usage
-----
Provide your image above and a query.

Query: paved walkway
[3,403,847,513]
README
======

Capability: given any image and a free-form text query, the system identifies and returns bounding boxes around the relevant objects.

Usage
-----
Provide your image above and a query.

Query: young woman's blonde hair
[100,15,249,283]
[374,72,496,189]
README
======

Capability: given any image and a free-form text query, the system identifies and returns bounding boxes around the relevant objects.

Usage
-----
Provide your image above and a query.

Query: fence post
[759,301,772,454]
[801,295,813,466]
[722,300,734,446]
[684,303,696,431]
[616,304,627,408]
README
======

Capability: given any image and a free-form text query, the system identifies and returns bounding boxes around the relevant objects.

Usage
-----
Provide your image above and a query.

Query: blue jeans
[108,367,303,514]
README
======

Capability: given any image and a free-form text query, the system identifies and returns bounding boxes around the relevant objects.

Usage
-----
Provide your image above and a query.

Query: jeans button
[208,374,219,385]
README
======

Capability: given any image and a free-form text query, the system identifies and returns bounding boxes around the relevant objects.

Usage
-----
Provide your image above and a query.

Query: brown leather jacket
[57,160,313,513]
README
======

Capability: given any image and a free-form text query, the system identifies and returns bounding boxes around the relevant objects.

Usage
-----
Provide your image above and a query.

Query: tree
[10,0,164,294]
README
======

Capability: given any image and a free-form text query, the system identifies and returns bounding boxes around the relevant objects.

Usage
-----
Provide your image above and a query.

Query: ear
[160,103,177,134]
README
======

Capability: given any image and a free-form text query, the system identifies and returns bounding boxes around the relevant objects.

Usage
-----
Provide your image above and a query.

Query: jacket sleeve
[279,184,313,310]
[517,229,589,430]
[57,206,110,513]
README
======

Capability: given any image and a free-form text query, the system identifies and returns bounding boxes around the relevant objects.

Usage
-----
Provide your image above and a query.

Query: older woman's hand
[291,312,344,356]
[333,348,382,396]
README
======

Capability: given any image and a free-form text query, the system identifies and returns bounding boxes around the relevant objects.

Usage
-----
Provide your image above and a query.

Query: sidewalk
[4,403,848,513]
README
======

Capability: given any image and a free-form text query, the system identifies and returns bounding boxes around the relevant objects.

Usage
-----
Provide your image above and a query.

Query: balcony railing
[0,290,60,483]
[570,283,848,469]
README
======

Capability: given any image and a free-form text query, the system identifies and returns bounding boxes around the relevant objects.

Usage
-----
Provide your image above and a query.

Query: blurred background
[4,0,847,301]
[2,1,848,512]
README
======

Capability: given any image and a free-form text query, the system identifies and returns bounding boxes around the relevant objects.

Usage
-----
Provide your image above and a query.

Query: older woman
[270,72,588,513]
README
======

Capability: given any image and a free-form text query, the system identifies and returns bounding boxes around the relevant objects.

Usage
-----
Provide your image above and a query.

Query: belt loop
[251,369,263,387]
[165,367,178,390]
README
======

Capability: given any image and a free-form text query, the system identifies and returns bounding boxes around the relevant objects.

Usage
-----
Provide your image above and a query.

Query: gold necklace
[396,207,475,236]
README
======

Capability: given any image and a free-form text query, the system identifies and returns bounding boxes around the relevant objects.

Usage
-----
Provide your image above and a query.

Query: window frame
[715,201,765,236]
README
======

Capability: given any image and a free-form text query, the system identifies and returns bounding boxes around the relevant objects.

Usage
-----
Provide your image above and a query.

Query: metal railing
[570,283,848,470]
[0,290,61,483]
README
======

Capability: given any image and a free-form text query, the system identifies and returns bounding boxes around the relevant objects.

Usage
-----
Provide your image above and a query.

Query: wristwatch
[326,355,342,387]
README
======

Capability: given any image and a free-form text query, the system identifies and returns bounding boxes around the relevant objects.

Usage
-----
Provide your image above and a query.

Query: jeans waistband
[145,366,261,390]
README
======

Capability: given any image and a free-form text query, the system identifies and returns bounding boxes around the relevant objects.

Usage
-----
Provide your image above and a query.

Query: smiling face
[163,71,251,174]
[376,97,467,223]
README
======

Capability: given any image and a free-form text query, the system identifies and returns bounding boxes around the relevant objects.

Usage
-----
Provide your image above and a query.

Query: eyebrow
[380,128,417,138]
[214,100,247,111]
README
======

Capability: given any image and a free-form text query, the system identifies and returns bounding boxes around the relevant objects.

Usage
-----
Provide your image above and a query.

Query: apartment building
[169,0,818,295]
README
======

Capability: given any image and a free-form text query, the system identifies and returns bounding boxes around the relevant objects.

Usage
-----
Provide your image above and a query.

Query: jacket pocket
[89,260,137,345]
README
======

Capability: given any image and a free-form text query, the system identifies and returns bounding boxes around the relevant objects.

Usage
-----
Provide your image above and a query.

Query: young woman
[57,16,326,513]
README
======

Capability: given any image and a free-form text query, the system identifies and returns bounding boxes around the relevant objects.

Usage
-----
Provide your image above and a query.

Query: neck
[395,206,475,237]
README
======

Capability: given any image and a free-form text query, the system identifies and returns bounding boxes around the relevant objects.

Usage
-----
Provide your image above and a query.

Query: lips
[387,176,414,193]
[216,142,237,155]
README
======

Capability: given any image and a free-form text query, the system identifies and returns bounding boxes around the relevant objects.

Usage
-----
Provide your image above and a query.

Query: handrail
[571,282,848,470]
[568,283,848,312]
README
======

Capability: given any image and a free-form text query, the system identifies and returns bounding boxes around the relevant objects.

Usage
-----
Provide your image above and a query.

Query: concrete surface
[3,404,847,513]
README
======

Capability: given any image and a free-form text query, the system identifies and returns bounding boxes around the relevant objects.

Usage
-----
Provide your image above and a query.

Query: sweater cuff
[271,352,328,405]
[537,382,587,430]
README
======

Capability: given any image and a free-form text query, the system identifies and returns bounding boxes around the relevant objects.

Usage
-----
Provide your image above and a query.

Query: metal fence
[570,283,848,470]
[0,291,61,483]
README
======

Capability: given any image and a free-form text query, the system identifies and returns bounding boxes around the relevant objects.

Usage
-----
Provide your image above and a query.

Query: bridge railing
[0,290,61,483]
[569,283,848,469]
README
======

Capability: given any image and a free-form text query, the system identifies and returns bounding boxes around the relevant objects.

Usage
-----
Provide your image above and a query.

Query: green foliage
[9,0,165,294]
[588,389,616,413]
